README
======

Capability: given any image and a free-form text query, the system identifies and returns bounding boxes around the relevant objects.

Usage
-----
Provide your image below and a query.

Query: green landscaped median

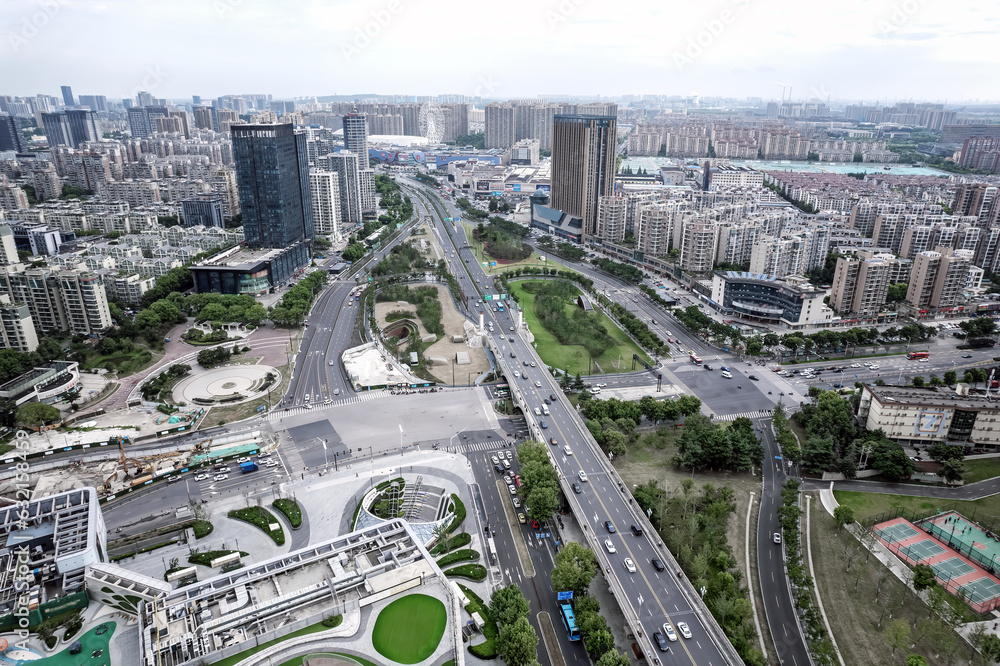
[510,280,651,376]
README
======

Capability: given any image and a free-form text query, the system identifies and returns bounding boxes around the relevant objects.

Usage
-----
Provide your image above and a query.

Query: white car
[721,371,733,379]
[534,381,541,388]
[214,473,229,482]
[604,539,616,553]
[193,474,208,481]
[870,364,880,370]
[578,470,588,482]
[677,622,692,639]
[623,558,636,573]
[662,622,678,642]
[491,455,499,465]
[237,457,249,464]
[851,363,861,368]
[563,445,573,456]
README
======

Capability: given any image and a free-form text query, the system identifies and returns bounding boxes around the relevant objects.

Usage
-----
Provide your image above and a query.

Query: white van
[542,404,550,416]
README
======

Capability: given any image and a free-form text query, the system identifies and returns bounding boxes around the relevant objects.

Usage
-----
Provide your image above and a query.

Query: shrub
[228,506,285,545]
[459,584,498,659]
[188,549,248,567]
[272,498,302,529]
[445,493,466,533]
[437,548,479,568]
[321,614,343,628]
[192,520,213,539]
[431,532,471,555]
[444,564,487,581]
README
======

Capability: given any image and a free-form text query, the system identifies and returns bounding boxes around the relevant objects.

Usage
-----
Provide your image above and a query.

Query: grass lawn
[371,594,446,664]
[276,654,378,666]
[34,621,116,665]
[209,622,328,666]
[461,222,551,272]
[962,457,1000,484]
[834,489,1000,527]
[510,280,650,376]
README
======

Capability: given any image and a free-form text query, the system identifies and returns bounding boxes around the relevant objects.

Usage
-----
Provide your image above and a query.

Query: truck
[240,461,259,474]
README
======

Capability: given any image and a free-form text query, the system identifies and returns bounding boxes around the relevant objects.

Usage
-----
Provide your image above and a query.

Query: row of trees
[473,218,532,261]
[605,301,667,354]
[581,394,702,459]
[675,415,765,473]
[269,271,328,327]
[488,585,539,666]
[515,441,560,521]
[535,235,586,261]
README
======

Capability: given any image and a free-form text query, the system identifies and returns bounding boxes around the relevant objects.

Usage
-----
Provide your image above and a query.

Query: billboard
[534,185,551,192]
[476,182,490,191]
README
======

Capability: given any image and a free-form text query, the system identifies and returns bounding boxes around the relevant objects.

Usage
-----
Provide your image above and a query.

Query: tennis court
[899,539,945,562]
[877,522,919,544]
[957,577,1000,605]
[931,557,975,580]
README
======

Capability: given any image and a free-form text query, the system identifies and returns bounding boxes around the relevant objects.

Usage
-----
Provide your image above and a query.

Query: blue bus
[558,602,580,641]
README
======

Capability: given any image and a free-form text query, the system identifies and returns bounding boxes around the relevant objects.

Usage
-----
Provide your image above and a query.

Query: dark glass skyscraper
[551,114,617,240]
[60,85,74,107]
[232,124,314,249]
[41,109,99,148]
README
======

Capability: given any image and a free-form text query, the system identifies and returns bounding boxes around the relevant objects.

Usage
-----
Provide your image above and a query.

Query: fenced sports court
[873,513,1000,614]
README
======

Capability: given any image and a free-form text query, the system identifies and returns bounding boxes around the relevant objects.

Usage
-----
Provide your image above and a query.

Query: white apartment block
[30,163,62,202]
[98,180,162,208]
[634,203,675,256]
[0,265,113,336]
[101,272,157,306]
[0,295,38,352]
[0,179,28,211]
[858,384,1000,448]
[359,168,377,212]
[709,166,764,190]
[596,196,627,244]
[320,152,362,226]
[678,217,718,273]
[309,169,342,241]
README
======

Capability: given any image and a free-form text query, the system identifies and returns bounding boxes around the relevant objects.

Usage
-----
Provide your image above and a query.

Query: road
[403,177,742,665]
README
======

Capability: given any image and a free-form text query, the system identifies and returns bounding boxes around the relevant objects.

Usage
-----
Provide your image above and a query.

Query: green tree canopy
[551,541,596,597]
[17,402,60,427]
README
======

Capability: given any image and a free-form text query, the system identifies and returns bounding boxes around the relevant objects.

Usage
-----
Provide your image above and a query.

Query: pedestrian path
[464,439,517,452]
[265,390,391,419]
[714,409,773,422]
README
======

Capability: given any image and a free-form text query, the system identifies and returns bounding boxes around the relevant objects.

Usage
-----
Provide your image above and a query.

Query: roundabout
[172,364,281,406]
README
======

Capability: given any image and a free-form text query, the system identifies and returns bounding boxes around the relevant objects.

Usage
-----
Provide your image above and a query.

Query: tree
[927,442,964,463]
[16,402,61,428]
[497,616,538,666]
[551,541,596,597]
[870,438,914,481]
[490,584,530,628]
[595,651,630,666]
[525,485,559,522]
[833,506,854,529]
[905,656,928,666]
[583,628,615,660]
[911,375,925,387]
[886,283,908,303]
[975,634,1000,662]
[883,618,910,656]
[912,563,936,591]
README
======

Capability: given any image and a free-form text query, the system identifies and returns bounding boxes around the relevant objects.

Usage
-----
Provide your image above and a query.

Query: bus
[690,354,703,365]
[558,602,581,641]
[907,351,929,360]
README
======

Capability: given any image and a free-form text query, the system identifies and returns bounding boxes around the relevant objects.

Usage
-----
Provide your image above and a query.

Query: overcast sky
[3,0,997,104]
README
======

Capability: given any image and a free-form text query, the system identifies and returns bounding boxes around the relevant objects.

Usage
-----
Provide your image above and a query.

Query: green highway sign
[484,295,493,301]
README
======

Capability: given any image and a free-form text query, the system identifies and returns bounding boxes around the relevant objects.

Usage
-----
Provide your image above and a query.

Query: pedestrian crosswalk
[714,409,773,422]
[265,390,391,419]
[464,439,517,452]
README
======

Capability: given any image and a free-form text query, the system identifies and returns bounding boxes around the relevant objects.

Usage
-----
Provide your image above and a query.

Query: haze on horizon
[3,0,997,104]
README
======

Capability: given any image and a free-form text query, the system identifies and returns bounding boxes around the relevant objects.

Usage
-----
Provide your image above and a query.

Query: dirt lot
[807,494,977,666]
[374,283,490,386]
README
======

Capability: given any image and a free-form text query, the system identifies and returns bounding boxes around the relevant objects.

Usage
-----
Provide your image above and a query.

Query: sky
[3,0,998,104]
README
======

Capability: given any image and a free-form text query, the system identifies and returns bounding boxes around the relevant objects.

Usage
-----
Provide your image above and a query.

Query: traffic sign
[500,294,507,300]
[485,295,493,301]
[557,591,574,601]
[490,262,497,267]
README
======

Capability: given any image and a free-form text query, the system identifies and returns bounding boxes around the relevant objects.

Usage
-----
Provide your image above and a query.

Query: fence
[920,519,1000,576]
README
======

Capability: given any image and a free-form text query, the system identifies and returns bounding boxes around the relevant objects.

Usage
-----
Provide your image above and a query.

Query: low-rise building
[710,271,834,329]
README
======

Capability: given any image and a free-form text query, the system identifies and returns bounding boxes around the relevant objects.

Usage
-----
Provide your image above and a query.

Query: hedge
[272,498,302,529]
[458,584,498,659]
[436,548,479,568]
[228,506,285,545]
[444,564,487,581]
[321,614,343,628]
[431,532,471,555]
[192,520,213,539]
[445,494,466,534]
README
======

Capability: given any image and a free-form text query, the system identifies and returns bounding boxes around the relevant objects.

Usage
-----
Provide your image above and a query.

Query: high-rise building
[127,106,168,139]
[309,169,342,241]
[550,114,617,239]
[0,115,25,153]
[952,183,998,227]
[0,296,38,353]
[485,103,515,149]
[77,95,107,112]
[595,196,626,243]
[181,195,226,228]
[0,266,112,336]
[906,247,972,309]
[30,162,62,202]
[41,110,100,149]
[359,169,376,213]
[135,91,153,108]
[193,106,215,131]
[959,137,1000,174]
[321,152,362,226]
[634,203,675,256]
[0,227,18,266]
[829,253,893,315]
[342,110,370,170]
[231,124,314,249]
[60,86,75,107]
[678,218,718,273]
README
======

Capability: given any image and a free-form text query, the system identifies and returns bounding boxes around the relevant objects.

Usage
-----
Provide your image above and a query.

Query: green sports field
[371,594,446,664]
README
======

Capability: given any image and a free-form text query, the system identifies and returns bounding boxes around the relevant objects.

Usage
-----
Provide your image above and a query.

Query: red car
[549,437,558,446]
[515,475,522,488]
[531,519,540,529]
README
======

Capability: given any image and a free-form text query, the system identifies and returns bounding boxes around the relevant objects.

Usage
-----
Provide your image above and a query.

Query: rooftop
[866,383,1000,411]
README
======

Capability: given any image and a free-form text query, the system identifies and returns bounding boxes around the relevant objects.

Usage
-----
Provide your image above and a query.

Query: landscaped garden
[228,506,285,545]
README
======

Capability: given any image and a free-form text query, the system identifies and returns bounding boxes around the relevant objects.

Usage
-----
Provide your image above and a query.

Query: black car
[494,463,503,473]
[653,632,668,652]
[651,557,665,571]
[572,482,582,494]
[508,337,514,342]
[748,375,759,381]
[962,353,973,358]
[550,394,558,402]
[510,352,516,358]
[605,521,616,533]
[631,524,643,536]
[704,364,713,370]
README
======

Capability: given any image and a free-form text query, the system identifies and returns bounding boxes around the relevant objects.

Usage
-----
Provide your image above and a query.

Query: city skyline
[3,0,998,103]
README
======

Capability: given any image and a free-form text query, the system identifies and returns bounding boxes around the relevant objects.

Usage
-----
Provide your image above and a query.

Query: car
[515,474,522,487]
[631,524,643,536]
[531,519,540,529]
[491,455,499,465]
[549,437,558,445]
[237,457,249,463]
[605,521,616,533]
[502,459,511,469]
[720,366,730,372]
[651,557,665,571]
[662,622,678,642]
[604,539,616,553]
[535,381,542,388]
[534,407,541,416]
[624,558,636,573]
[540,421,547,429]
[563,445,572,456]
[164,337,171,342]
[508,485,517,496]
[851,362,862,367]
[517,513,526,524]
[653,631,668,651]
[543,398,550,405]
[510,352,516,358]
[572,482,582,494]
[512,497,520,508]
[721,371,733,379]
[748,375,759,381]
[963,353,973,358]
[677,622,692,639]
[578,470,588,482]
[214,473,229,481]
[304,404,313,409]
[530,362,536,367]
[334,388,340,396]
[523,361,529,367]
[550,394,557,402]
[194,474,208,481]
[774,532,782,544]
[509,326,515,331]
[704,364,713,370]
[328,360,335,366]
[508,337,514,342]
[870,364,880,370]
[494,463,503,473]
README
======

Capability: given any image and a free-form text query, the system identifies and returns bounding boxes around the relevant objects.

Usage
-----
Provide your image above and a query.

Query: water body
[621,156,951,177]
